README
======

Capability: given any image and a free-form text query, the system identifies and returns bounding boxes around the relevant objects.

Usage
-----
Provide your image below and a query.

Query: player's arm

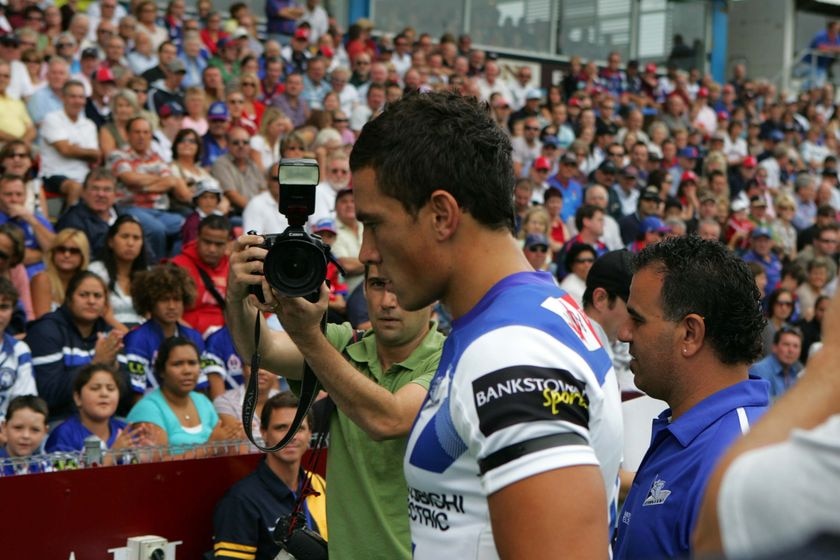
[694,293,840,554]
[489,466,609,559]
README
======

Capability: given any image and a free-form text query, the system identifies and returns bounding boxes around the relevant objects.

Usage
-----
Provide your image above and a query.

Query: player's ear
[428,189,460,241]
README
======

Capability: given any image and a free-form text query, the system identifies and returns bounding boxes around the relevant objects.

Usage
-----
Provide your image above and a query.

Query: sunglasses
[0,249,9,261]
[179,137,199,144]
[333,118,349,123]
[775,300,794,307]
[230,140,249,146]
[132,88,148,94]
[330,168,349,174]
[6,152,28,159]
[574,257,595,264]
[524,126,540,131]
[55,245,82,256]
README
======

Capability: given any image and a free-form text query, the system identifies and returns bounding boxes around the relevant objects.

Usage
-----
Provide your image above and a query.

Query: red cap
[645,63,657,74]
[716,110,730,120]
[294,28,310,41]
[697,87,709,98]
[680,170,698,183]
[319,46,334,58]
[534,156,551,171]
[568,97,581,108]
[92,65,115,83]
[742,156,757,168]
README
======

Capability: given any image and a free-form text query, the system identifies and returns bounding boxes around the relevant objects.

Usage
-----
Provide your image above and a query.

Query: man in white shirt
[310,154,351,227]
[507,65,534,111]
[298,0,329,44]
[476,60,512,103]
[0,35,33,101]
[243,163,289,236]
[39,80,100,209]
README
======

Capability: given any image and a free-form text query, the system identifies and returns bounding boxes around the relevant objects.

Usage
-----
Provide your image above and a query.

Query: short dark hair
[198,214,231,234]
[173,128,202,163]
[64,270,108,306]
[153,336,199,384]
[73,363,123,396]
[350,92,515,231]
[83,167,116,189]
[564,243,596,274]
[574,204,603,232]
[634,235,765,365]
[773,325,802,345]
[132,264,197,316]
[260,390,313,432]
[0,275,18,304]
[6,395,48,422]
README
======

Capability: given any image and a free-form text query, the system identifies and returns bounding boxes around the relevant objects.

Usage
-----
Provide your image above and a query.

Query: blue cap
[313,218,337,235]
[751,227,772,239]
[207,101,229,120]
[677,146,699,159]
[524,233,549,250]
[769,130,785,142]
[641,216,670,234]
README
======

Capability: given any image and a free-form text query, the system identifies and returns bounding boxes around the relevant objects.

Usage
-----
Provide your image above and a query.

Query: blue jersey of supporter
[741,250,782,294]
[613,377,770,559]
[0,332,35,417]
[201,133,228,167]
[45,414,127,453]
[546,175,583,223]
[202,326,245,390]
[404,271,623,559]
[0,212,53,278]
[119,320,207,394]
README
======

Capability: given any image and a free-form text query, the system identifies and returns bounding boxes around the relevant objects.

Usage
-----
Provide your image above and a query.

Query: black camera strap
[241,310,324,453]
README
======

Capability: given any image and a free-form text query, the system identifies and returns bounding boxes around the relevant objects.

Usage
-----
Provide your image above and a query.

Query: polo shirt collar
[656,377,769,448]
[345,320,440,373]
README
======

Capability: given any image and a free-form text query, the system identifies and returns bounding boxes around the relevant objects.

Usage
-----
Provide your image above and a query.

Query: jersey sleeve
[213,493,259,560]
[120,331,152,394]
[450,325,601,496]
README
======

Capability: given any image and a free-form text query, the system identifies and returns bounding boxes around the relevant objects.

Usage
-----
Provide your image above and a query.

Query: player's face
[365,264,431,349]
[75,370,120,422]
[262,406,310,465]
[3,408,47,457]
[353,168,442,312]
[618,267,679,401]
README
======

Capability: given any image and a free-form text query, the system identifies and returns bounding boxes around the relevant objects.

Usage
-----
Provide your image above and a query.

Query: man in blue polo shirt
[613,235,770,559]
[547,151,583,223]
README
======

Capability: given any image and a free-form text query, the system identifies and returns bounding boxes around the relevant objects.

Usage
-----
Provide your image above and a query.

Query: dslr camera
[249,158,342,303]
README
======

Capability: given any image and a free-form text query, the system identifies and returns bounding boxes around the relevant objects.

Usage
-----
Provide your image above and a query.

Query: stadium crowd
[0,0,838,558]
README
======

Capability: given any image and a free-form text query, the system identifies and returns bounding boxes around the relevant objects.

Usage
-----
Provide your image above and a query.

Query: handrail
[770,47,840,93]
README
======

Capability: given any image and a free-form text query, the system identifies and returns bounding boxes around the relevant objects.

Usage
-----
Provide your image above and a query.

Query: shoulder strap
[197,267,226,311]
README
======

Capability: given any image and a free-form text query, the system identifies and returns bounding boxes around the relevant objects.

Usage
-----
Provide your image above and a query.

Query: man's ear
[428,189,460,241]
[681,313,706,357]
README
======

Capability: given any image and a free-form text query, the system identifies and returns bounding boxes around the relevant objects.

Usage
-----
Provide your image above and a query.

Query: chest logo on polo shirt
[642,475,671,506]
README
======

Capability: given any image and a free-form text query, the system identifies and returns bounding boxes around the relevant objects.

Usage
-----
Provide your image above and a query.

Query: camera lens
[264,237,327,297]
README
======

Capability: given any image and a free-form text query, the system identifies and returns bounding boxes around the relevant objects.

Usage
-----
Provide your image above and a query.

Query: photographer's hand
[263,283,330,346]
[227,233,269,303]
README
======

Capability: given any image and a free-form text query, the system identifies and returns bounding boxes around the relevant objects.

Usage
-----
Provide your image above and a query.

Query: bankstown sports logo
[643,475,671,506]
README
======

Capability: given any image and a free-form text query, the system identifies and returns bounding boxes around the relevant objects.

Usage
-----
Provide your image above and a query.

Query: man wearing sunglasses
[210,126,265,215]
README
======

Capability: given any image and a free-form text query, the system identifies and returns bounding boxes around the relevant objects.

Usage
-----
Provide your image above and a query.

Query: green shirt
[302,321,444,560]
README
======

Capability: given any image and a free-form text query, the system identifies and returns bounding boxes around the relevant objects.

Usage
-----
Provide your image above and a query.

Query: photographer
[226,241,444,560]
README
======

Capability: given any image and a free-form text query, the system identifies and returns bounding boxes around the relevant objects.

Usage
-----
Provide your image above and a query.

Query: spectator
[203,325,247,398]
[0,276,34,418]
[0,174,55,279]
[612,236,769,559]
[45,363,150,453]
[202,101,230,167]
[0,223,34,327]
[0,141,45,219]
[271,72,310,129]
[225,90,257,136]
[148,58,187,115]
[182,86,209,135]
[311,153,351,226]
[26,57,70,128]
[213,392,326,559]
[152,101,185,163]
[249,107,288,172]
[121,264,206,398]
[243,162,290,236]
[238,72,266,128]
[213,359,280,438]
[109,116,192,262]
[26,271,123,422]
[619,185,663,246]
[797,257,833,322]
[30,228,90,319]
[0,396,48,473]
[559,242,596,304]
[760,288,797,358]
[180,31,208,90]
[55,169,117,260]
[126,336,234,448]
[548,152,584,223]
[134,1,168,51]
[741,227,782,290]
[750,326,804,401]
[100,89,141,154]
[88,215,149,332]
[349,82,385,135]
[208,37,241,85]
[39,80,101,210]
[141,41,178,85]
[170,215,231,337]
[181,177,225,246]
[331,187,365,298]
[85,66,117,129]
[210,126,265,214]
[0,59,35,148]
[127,28,158,76]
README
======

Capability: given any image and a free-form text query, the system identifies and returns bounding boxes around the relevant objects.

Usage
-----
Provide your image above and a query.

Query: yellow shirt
[0,94,32,139]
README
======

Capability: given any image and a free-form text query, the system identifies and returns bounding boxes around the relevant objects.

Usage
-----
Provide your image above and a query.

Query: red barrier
[1,453,262,559]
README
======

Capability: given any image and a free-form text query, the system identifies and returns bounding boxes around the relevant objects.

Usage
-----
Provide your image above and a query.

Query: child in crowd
[181,177,225,245]
[0,277,35,423]
[45,363,151,454]
[0,395,49,474]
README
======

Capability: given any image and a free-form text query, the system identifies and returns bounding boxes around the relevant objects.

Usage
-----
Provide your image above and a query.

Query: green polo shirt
[299,321,445,560]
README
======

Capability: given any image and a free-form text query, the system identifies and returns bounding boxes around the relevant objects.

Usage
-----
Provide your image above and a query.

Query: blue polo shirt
[613,377,770,559]
[748,354,803,400]
[547,175,583,223]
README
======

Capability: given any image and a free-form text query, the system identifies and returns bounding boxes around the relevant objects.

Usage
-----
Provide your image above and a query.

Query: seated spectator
[88,215,149,332]
[311,153,351,226]
[0,141,45,218]
[85,66,117,129]
[761,288,797,357]
[312,218,348,322]
[0,59,36,148]
[109,116,192,262]
[0,396,49,474]
[45,363,150,453]
[170,128,214,192]
[239,72,266,128]
[181,177,225,246]
[225,89,257,136]
[249,107,288,172]
[127,28,157,75]
[26,271,123,422]
[127,75,160,130]
[213,392,327,559]
[0,223,33,328]
[26,56,69,128]
[170,215,230,337]
[182,86,209,136]
[213,361,281,444]
[270,71,310,129]
[151,100,185,163]
[30,228,90,319]
[56,168,119,260]
[748,327,804,401]
[99,88,140,154]
[243,162,289,237]
[126,336,235,448]
[0,174,55,279]
[203,325,247,398]
[210,126,266,214]
[120,264,206,397]
[797,257,833,321]
[0,276,35,418]
[141,41,177,85]
[201,101,230,167]
[559,242,596,305]
[148,58,186,115]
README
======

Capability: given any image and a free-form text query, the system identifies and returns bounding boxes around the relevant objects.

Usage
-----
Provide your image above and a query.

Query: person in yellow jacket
[213,392,327,560]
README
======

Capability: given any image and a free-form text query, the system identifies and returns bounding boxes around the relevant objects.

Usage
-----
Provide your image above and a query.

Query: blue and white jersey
[0,333,35,417]
[404,271,623,559]
[202,326,244,390]
[118,321,207,394]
